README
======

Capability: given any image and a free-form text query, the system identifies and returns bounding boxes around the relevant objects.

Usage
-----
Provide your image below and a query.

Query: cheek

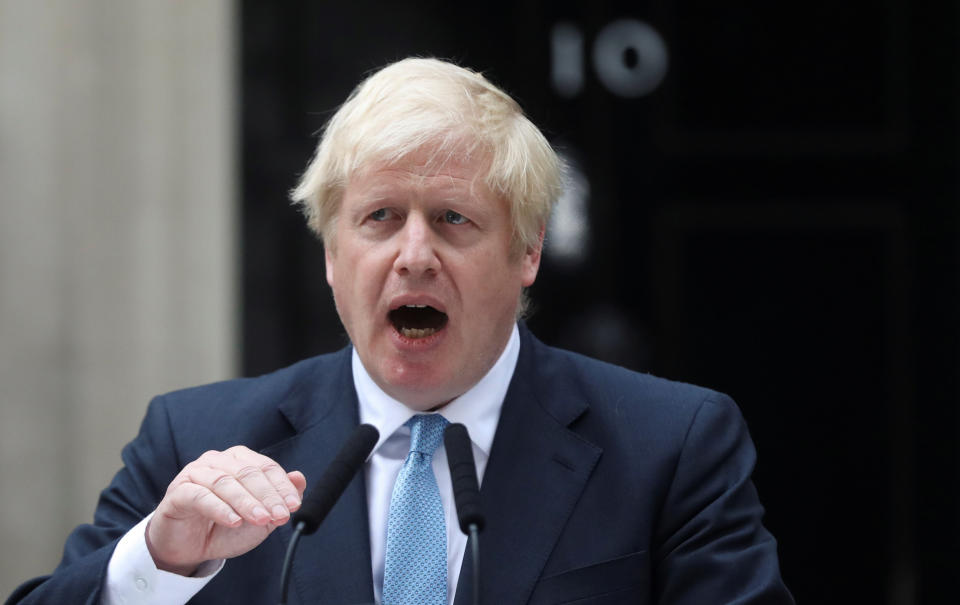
[339,248,389,308]
[326,254,355,312]
[469,263,525,307]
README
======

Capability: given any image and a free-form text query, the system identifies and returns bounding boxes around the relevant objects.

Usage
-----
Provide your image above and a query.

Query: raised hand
[145,446,306,576]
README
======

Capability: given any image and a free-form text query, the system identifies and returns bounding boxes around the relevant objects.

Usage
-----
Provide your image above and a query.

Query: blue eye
[370,208,389,221]
[444,210,468,225]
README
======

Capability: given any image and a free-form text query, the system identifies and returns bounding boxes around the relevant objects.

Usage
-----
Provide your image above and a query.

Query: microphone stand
[275,424,379,605]
[278,521,306,605]
[469,523,480,605]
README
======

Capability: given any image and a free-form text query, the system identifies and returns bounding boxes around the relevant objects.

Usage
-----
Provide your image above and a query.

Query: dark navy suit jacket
[8,326,793,604]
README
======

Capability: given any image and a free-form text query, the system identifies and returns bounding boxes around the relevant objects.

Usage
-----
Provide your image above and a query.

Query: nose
[393,213,441,277]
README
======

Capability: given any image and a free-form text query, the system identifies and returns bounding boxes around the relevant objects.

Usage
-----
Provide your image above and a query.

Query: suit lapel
[454,328,602,605]
[258,329,600,605]
[264,347,377,605]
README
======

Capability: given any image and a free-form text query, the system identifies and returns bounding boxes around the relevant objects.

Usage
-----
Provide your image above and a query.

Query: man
[8,58,793,604]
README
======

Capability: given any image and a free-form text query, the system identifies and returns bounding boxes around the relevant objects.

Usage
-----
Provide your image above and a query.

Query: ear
[325,244,335,288]
[520,227,545,287]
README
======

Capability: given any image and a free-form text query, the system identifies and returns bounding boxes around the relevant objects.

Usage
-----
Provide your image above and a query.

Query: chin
[384,371,460,410]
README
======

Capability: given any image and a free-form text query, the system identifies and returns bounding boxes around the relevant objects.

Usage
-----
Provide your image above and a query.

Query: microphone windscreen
[444,423,485,533]
[293,423,379,536]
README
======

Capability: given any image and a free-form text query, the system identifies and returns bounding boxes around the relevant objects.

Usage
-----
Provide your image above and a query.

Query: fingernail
[285,495,300,509]
[252,506,269,521]
[272,505,289,520]
[227,512,241,524]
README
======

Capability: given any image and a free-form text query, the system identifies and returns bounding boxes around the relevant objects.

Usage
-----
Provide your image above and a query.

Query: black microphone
[444,423,484,605]
[279,423,379,604]
[293,423,379,534]
[444,423,485,533]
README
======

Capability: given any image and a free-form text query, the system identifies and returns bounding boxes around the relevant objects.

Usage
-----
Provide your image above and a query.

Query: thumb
[287,470,307,497]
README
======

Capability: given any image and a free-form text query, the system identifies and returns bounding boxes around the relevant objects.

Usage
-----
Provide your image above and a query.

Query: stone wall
[0,1,236,594]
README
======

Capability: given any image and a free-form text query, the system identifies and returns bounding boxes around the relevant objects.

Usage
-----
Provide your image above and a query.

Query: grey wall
[0,0,236,595]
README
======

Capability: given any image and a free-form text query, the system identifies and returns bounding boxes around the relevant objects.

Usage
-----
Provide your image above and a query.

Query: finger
[167,481,243,527]
[255,458,304,512]
[186,464,277,525]
[223,448,298,520]
[287,471,307,512]
[185,448,296,521]
[288,471,307,495]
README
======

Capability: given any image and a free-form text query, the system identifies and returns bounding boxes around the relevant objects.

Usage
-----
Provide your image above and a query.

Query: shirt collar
[354,323,520,456]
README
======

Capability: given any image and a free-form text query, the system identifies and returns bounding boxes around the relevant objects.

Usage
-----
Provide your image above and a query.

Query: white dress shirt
[358,323,518,604]
[102,324,519,605]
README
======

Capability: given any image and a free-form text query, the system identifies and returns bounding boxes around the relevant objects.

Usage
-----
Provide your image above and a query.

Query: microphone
[293,423,379,534]
[444,423,485,533]
[444,423,485,605]
[279,423,379,604]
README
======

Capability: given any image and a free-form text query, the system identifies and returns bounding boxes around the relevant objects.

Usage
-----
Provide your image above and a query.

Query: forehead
[345,147,492,201]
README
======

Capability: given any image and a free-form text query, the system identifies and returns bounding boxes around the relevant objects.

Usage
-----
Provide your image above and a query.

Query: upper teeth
[405,304,427,308]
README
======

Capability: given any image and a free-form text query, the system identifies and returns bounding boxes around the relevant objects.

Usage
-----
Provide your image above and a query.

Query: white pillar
[0,0,236,594]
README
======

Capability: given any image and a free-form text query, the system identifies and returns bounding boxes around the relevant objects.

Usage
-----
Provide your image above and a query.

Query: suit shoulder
[142,348,350,454]
[529,336,739,433]
[550,343,724,403]
[157,349,346,413]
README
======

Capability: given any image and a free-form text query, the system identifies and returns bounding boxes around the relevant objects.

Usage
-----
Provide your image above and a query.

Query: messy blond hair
[290,57,562,258]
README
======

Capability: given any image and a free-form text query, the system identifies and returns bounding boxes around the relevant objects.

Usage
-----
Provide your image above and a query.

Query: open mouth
[388,304,448,339]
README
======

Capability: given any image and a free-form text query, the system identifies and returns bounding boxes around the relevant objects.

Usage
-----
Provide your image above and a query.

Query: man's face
[325,148,541,410]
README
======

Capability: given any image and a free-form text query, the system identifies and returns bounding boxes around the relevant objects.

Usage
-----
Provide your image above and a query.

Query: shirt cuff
[102,512,225,605]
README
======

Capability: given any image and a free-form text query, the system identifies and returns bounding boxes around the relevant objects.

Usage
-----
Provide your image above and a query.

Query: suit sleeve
[653,393,794,604]
[6,396,183,605]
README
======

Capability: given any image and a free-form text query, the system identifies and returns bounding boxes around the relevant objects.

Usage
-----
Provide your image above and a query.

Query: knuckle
[195,450,225,467]
[211,473,237,489]
[260,461,282,474]
[190,487,214,506]
[235,465,262,481]
[226,445,251,457]
[164,477,184,497]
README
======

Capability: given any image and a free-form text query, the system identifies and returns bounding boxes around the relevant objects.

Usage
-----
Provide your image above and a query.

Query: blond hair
[290,57,563,257]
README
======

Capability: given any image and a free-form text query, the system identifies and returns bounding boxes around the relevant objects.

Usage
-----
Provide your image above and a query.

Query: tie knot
[406,414,448,456]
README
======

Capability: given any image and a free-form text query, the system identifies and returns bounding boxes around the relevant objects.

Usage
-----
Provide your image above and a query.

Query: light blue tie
[382,414,449,605]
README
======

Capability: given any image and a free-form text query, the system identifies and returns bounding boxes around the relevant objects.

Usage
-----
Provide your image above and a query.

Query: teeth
[404,304,428,309]
[400,327,437,339]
